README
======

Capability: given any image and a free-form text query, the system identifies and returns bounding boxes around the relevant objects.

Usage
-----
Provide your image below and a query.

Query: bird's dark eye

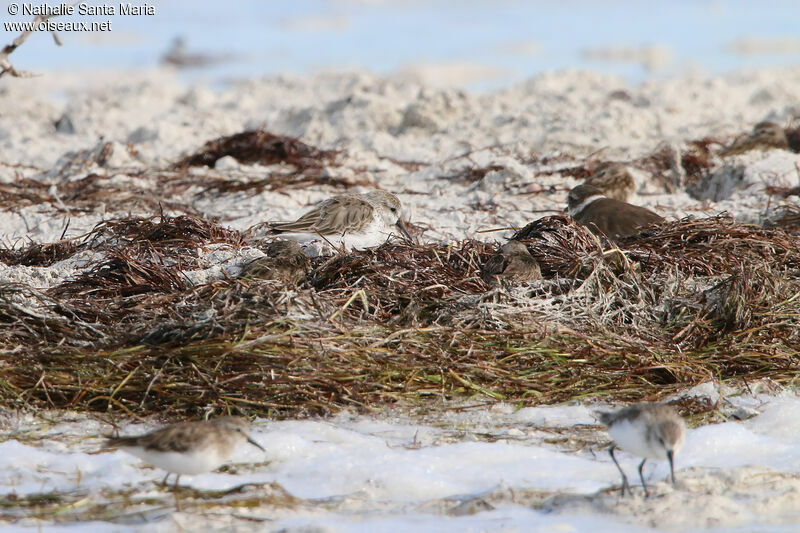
[390,207,397,213]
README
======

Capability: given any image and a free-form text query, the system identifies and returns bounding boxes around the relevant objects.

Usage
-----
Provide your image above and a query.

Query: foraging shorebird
[597,403,686,497]
[722,121,789,156]
[567,184,663,241]
[481,240,542,286]
[241,240,310,283]
[267,190,412,251]
[105,416,264,487]
[584,162,637,202]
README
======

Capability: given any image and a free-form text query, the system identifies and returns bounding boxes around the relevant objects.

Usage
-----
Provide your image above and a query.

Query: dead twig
[0,12,64,78]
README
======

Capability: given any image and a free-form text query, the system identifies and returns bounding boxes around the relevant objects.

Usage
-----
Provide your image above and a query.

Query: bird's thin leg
[161,472,171,487]
[637,458,649,498]
[173,483,183,512]
[174,474,181,489]
[667,450,676,487]
[609,446,632,497]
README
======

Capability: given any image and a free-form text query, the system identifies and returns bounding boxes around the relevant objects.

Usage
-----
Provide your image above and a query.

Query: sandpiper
[241,240,310,283]
[567,184,663,241]
[722,121,789,156]
[267,190,412,251]
[105,416,265,487]
[596,403,686,497]
[481,240,542,286]
[584,162,637,202]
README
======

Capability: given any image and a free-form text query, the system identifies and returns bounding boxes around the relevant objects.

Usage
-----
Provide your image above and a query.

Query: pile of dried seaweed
[0,212,798,418]
[171,129,365,195]
[512,214,602,277]
[83,214,245,260]
[175,129,339,169]
[639,139,718,192]
[765,204,800,231]
[0,172,199,215]
[311,240,492,325]
[0,130,357,217]
[0,239,78,267]
[621,216,800,275]
[515,214,800,277]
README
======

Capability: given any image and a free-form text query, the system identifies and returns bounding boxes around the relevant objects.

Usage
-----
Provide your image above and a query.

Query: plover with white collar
[567,184,663,241]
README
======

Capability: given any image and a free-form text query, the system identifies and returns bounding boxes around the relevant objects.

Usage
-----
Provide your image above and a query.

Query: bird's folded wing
[139,424,196,452]
[271,196,374,235]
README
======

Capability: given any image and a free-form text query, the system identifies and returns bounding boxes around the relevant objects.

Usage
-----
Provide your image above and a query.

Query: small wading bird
[267,190,412,251]
[105,416,265,487]
[481,240,542,286]
[240,239,310,283]
[583,162,637,202]
[567,184,664,241]
[722,121,789,156]
[596,403,686,497]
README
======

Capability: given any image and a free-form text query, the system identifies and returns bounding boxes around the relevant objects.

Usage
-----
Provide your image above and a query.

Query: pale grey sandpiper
[267,190,412,251]
[596,402,686,497]
[105,416,265,487]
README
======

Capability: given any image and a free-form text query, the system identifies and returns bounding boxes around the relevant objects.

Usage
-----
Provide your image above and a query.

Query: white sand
[2,67,800,531]
[2,67,800,250]
[3,67,800,291]
[2,388,800,532]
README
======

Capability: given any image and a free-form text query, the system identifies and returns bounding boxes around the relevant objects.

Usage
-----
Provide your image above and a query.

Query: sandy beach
[2,48,800,532]
[3,66,800,243]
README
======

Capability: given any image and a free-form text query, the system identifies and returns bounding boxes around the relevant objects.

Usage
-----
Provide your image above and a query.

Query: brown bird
[584,162,637,202]
[481,240,542,286]
[567,184,663,241]
[241,240,310,283]
[722,121,789,156]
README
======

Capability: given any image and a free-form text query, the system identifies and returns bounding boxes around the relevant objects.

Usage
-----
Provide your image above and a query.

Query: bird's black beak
[247,435,266,452]
[395,218,413,243]
[667,449,675,486]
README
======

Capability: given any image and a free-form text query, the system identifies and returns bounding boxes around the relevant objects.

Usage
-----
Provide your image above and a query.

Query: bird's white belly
[609,420,663,460]
[283,220,398,252]
[122,446,225,475]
